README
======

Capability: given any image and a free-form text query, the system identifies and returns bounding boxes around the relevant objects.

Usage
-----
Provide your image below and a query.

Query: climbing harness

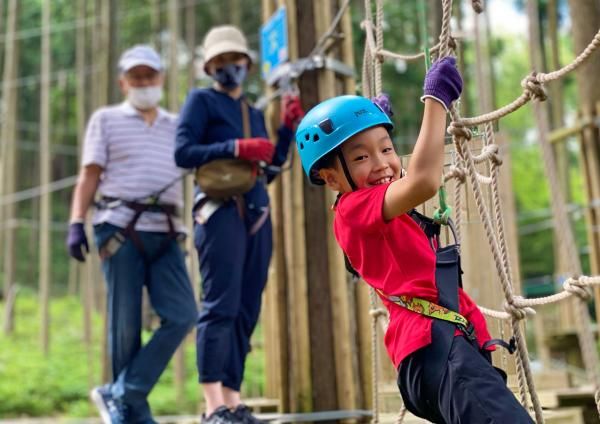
[94,171,189,264]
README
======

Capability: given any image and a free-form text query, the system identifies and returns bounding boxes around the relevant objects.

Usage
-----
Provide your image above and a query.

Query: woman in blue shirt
[175,25,302,424]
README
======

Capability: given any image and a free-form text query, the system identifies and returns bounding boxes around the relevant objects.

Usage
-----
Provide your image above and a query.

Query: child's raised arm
[383,57,463,221]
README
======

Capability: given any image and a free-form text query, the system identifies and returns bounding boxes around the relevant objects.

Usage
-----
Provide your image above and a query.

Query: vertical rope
[456,130,545,423]
[374,0,384,95]
[362,41,373,97]
[369,288,381,424]
[395,405,407,424]
[438,0,453,58]
[452,152,463,246]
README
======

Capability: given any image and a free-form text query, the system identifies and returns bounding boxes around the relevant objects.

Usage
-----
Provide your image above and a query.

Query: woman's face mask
[212,64,248,90]
[127,86,163,110]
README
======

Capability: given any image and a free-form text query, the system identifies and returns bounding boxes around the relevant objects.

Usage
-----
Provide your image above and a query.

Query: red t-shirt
[333,183,493,368]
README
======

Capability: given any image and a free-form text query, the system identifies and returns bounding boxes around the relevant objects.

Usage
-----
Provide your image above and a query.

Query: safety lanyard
[375,289,470,330]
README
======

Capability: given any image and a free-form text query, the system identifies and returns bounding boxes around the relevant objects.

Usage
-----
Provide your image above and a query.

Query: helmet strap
[337,149,357,191]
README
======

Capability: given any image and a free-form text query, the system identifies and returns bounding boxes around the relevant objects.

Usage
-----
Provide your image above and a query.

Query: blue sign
[260,7,288,80]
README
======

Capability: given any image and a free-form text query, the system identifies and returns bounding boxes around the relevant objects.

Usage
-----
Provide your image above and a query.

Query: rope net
[359,0,600,423]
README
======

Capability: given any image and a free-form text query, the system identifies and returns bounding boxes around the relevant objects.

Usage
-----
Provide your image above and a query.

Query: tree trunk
[1,0,20,335]
[39,0,52,355]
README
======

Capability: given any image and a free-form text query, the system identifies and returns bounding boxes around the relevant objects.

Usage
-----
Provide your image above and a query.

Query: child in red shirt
[295,57,533,423]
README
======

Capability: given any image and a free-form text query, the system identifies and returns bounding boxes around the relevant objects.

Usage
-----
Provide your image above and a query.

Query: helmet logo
[354,109,368,117]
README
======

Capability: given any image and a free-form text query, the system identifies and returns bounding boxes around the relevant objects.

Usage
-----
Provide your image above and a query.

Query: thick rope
[369,287,382,424]
[455,127,545,423]
[374,0,383,95]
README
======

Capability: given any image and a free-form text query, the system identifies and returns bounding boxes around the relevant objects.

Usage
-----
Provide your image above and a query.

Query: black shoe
[232,404,266,424]
[202,405,240,424]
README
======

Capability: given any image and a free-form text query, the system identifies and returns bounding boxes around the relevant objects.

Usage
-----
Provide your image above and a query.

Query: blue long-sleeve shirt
[175,87,293,217]
[175,87,293,171]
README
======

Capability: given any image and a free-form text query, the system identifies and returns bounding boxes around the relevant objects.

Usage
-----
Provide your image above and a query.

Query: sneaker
[232,404,266,424]
[90,385,130,424]
[202,405,241,424]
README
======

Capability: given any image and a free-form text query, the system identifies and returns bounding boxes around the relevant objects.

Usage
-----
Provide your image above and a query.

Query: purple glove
[422,56,463,110]
[66,222,89,262]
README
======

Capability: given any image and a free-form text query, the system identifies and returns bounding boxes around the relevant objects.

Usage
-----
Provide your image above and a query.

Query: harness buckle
[459,322,477,342]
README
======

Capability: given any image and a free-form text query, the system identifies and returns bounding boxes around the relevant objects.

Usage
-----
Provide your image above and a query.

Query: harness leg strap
[422,243,462,401]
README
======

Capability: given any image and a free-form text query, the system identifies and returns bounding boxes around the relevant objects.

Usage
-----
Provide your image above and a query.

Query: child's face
[319,126,402,192]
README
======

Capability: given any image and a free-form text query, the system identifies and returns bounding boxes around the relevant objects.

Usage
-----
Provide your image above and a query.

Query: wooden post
[262,0,360,413]
[297,0,340,412]
[262,0,291,412]
[1,0,19,335]
[167,0,187,408]
[568,0,600,323]
[39,0,52,355]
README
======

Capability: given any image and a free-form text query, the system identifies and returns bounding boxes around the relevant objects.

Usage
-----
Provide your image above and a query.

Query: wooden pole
[262,0,291,411]
[39,0,52,356]
[167,0,187,408]
[90,0,111,383]
[74,1,95,391]
[1,0,19,335]
[567,0,600,323]
[107,0,119,104]
[545,0,574,346]
[297,0,339,412]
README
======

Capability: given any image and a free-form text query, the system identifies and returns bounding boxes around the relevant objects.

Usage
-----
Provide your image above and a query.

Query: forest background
[0,0,592,418]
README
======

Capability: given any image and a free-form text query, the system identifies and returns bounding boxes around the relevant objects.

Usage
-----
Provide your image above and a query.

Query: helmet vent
[304,133,310,141]
[299,142,304,150]
[318,118,334,134]
[313,134,320,142]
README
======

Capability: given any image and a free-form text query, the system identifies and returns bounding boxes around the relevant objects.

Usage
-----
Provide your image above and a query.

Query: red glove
[281,94,305,130]
[236,137,275,163]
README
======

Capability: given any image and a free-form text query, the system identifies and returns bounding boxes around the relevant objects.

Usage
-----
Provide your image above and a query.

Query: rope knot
[521,72,548,102]
[447,36,457,53]
[563,276,592,301]
[445,165,466,183]
[447,121,472,141]
[370,308,387,319]
[481,144,503,166]
[503,299,529,321]
[471,0,484,14]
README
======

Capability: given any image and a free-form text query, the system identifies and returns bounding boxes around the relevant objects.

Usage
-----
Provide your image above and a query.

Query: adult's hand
[66,222,89,262]
[236,137,275,163]
[280,94,305,130]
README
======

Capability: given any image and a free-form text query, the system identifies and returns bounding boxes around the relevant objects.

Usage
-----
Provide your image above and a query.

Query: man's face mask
[127,85,163,110]
[212,64,248,90]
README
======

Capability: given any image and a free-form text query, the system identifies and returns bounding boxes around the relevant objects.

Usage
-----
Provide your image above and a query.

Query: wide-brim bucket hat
[202,25,252,73]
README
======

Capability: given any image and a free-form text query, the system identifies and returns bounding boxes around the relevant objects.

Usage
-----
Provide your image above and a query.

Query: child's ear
[319,168,343,191]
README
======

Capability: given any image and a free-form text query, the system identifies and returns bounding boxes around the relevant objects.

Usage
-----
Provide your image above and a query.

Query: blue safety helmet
[295,95,394,185]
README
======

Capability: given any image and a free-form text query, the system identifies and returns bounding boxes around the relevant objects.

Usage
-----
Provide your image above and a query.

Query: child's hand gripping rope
[421,56,463,111]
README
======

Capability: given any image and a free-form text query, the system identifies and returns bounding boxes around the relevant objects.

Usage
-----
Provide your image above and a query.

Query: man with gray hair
[66,45,197,424]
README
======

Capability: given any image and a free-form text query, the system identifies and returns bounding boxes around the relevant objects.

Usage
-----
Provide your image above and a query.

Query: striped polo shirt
[82,101,185,233]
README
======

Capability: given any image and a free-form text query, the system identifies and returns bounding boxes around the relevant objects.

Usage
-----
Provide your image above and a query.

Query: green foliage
[0,292,265,418]
[0,291,102,417]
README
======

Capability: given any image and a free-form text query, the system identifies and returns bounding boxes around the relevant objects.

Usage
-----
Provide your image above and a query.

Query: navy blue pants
[398,332,534,424]
[94,223,198,422]
[194,201,272,391]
